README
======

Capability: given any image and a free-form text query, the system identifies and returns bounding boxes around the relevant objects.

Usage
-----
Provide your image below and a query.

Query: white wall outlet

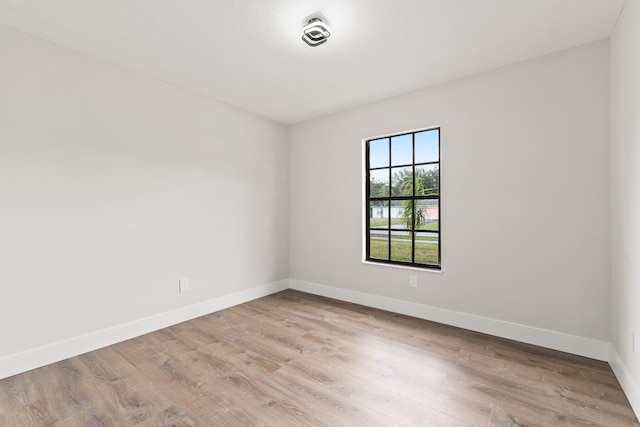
[409,275,418,288]
[179,278,190,293]
[633,330,635,352]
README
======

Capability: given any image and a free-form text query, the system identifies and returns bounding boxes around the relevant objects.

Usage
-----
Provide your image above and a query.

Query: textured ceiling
[0,0,626,124]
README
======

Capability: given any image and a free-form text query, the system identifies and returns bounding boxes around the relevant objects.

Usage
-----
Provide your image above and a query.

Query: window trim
[364,127,441,270]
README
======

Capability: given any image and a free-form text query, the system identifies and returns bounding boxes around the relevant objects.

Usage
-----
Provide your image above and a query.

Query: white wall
[611,0,640,414]
[0,25,288,359]
[289,41,610,343]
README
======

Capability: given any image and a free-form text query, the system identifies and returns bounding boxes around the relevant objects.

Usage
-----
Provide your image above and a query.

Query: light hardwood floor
[1,290,638,426]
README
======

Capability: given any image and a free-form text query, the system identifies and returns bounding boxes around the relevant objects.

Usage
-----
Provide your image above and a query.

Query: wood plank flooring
[1,289,637,426]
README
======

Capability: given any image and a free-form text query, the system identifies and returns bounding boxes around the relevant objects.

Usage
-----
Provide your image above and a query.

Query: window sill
[362,260,443,274]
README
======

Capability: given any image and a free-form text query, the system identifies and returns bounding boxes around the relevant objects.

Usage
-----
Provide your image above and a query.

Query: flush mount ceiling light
[302,18,330,47]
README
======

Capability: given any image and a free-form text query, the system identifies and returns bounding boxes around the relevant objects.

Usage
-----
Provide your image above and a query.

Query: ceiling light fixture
[302,18,330,47]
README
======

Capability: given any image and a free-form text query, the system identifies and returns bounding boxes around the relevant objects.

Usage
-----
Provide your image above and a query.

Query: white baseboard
[0,279,289,380]
[289,279,610,361]
[609,345,640,419]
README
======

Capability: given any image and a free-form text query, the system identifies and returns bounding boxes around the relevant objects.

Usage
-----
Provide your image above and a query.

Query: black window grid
[365,128,441,269]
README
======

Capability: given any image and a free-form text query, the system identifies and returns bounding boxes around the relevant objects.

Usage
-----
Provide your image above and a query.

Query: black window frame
[365,127,441,270]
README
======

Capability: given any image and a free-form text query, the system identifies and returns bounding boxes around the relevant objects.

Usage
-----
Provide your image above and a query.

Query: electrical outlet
[409,275,418,288]
[179,278,190,293]
[633,330,635,352]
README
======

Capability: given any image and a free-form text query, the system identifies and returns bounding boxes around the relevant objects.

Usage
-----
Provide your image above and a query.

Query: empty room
[1,0,640,425]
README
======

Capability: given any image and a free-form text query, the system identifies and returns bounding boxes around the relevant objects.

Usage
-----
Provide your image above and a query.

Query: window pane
[391,167,412,196]
[415,129,439,163]
[369,230,389,260]
[416,200,439,231]
[390,200,409,229]
[416,164,439,196]
[391,134,412,166]
[369,138,389,169]
[369,202,389,228]
[415,232,439,265]
[391,232,412,263]
[369,168,389,197]
[392,199,424,231]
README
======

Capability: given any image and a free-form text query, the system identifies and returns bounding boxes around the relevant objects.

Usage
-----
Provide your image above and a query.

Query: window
[365,128,440,269]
